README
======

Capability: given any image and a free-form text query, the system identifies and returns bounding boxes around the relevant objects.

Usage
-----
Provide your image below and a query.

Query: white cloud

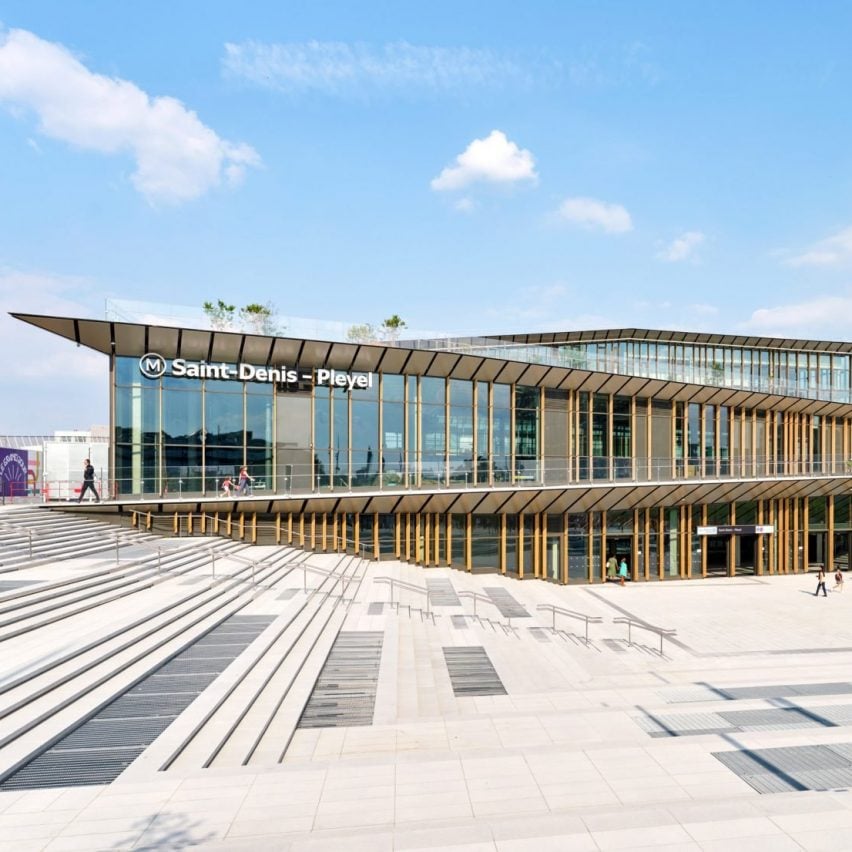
[223,40,530,95]
[454,197,476,214]
[742,294,852,336]
[785,226,852,268]
[556,196,633,233]
[0,269,109,433]
[0,28,260,204]
[431,130,537,192]
[657,230,705,262]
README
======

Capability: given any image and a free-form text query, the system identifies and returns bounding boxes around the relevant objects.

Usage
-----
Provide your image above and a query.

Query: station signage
[139,353,374,389]
[696,524,775,536]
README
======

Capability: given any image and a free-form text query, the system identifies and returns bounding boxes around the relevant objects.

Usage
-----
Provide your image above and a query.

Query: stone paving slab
[9,533,852,848]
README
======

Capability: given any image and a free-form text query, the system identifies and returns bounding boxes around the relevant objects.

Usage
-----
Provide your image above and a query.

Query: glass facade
[114,353,852,498]
[411,337,852,403]
[113,356,543,497]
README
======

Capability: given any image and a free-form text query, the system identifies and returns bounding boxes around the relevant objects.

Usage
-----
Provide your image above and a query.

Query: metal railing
[536,604,603,645]
[374,576,434,621]
[612,616,677,655]
[53,450,852,504]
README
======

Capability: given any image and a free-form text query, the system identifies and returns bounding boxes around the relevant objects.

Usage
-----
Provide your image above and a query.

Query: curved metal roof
[12,312,852,416]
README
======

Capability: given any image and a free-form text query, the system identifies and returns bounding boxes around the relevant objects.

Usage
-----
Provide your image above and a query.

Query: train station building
[13,312,852,583]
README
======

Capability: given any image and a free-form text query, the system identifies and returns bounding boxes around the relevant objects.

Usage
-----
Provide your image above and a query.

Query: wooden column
[728,502,736,577]
[518,512,525,580]
[424,513,431,564]
[465,513,472,572]
[828,496,835,571]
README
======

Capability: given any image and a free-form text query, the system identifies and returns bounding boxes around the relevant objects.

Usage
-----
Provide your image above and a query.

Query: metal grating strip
[664,682,852,704]
[528,627,551,643]
[0,613,274,790]
[367,602,385,615]
[450,615,469,630]
[297,632,384,729]
[425,579,461,606]
[443,646,506,697]
[713,743,852,794]
[483,587,530,618]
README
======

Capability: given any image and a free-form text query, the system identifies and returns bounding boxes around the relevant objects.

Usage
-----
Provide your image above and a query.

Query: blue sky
[2,1,852,432]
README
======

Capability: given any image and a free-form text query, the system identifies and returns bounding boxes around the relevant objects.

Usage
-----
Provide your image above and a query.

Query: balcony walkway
[49,467,852,518]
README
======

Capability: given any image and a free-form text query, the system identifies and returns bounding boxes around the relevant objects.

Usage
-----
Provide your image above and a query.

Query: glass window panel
[383,373,404,402]
[205,391,243,445]
[246,392,273,448]
[115,386,160,444]
[116,356,159,387]
[420,376,445,406]
[162,389,202,444]
[493,383,511,409]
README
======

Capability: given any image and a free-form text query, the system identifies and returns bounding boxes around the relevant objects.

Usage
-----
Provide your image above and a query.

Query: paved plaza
[4,506,852,850]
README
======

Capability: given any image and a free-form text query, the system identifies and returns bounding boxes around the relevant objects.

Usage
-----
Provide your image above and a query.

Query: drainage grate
[443,646,506,697]
[367,602,384,615]
[528,627,551,643]
[297,632,383,729]
[713,743,852,793]
[451,615,469,630]
[425,579,460,606]
[637,704,844,738]
[483,588,530,618]
[277,589,299,600]
[0,614,274,790]
[664,682,852,704]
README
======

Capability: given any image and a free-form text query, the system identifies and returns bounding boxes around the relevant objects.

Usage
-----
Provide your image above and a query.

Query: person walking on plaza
[815,567,828,597]
[237,466,253,496]
[77,459,100,503]
[618,557,629,586]
[606,553,618,582]
[220,475,234,498]
[834,568,844,593]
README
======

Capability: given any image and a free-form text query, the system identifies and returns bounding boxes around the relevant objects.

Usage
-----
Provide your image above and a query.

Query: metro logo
[138,353,167,379]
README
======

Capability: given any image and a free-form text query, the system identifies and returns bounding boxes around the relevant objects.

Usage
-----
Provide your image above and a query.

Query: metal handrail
[612,616,677,654]
[536,604,603,645]
[374,576,432,618]
[457,589,512,626]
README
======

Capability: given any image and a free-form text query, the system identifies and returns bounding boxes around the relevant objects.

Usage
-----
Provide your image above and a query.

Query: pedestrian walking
[606,553,618,582]
[815,566,828,597]
[618,557,629,586]
[237,466,253,496]
[220,476,234,498]
[834,569,844,593]
[77,459,100,503]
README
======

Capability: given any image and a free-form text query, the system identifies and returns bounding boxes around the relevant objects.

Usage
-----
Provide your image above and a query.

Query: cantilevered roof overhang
[13,313,852,418]
[54,472,852,518]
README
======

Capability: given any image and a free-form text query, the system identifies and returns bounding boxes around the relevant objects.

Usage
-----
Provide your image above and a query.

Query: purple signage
[0,449,28,498]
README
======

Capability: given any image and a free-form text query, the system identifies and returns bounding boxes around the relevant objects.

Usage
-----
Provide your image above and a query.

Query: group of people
[606,554,629,586]
[75,461,255,502]
[220,467,253,498]
[815,566,845,596]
